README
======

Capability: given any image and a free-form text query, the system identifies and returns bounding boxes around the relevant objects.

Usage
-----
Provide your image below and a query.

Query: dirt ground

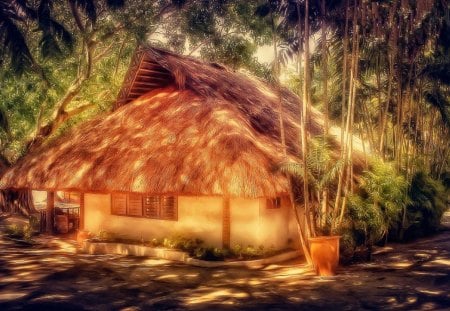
[0,212,449,311]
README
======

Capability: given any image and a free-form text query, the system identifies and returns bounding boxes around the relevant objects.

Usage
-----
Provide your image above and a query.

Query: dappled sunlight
[428,258,450,266]
[0,47,369,198]
[272,265,314,279]
[185,288,249,305]
[0,291,28,302]
[417,288,444,296]
[141,258,172,266]
[388,261,413,269]
[156,274,179,280]
[411,271,448,276]
[31,294,74,302]
[1,212,450,310]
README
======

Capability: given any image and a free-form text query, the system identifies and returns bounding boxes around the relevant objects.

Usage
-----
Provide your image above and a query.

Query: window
[266,197,281,209]
[111,193,127,215]
[111,193,177,220]
[143,195,177,220]
[127,193,143,217]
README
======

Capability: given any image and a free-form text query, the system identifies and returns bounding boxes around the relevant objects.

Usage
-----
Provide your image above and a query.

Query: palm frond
[0,16,33,74]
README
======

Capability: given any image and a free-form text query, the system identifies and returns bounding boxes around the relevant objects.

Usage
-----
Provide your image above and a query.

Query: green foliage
[163,235,204,255]
[96,230,116,241]
[200,36,256,70]
[149,237,163,247]
[0,1,139,162]
[29,214,41,232]
[403,172,448,240]
[342,160,408,257]
[194,247,229,261]
[230,244,275,259]
[1,1,273,164]
[4,223,34,242]
[279,136,343,191]
[346,194,385,246]
[361,160,408,230]
[179,0,273,76]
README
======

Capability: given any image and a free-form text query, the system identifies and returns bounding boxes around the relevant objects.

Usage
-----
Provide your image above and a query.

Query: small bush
[230,244,273,259]
[95,230,116,242]
[149,238,163,247]
[194,247,225,261]
[163,236,203,255]
[5,224,34,242]
[5,224,22,238]
[403,172,448,240]
[342,160,408,259]
[29,214,40,232]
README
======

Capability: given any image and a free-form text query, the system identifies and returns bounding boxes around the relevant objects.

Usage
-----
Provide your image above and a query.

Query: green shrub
[5,224,23,238]
[22,224,33,241]
[28,214,40,232]
[149,238,163,247]
[229,244,272,259]
[163,236,203,255]
[95,230,116,242]
[346,194,385,247]
[5,224,34,242]
[361,160,408,234]
[193,247,225,261]
[338,228,357,264]
[342,160,408,259]
[403,172,448,240]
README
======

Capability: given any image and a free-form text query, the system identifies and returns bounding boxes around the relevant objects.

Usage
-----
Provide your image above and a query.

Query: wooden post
[46,191,55,233]
[222,197,230,249]
[79,192,85,230]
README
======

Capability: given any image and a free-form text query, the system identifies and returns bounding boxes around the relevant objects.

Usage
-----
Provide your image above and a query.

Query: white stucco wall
[230,197,294,250]
[84,193,299,250]
[84,194,223,247]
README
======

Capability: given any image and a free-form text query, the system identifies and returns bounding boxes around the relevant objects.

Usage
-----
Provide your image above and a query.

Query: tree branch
[69,1,86,33]
[65,102,96,119]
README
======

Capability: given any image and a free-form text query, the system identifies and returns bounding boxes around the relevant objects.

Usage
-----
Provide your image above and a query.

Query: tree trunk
[338,0,359,226]
[0,189,36,216]
[333,0,350,226]
[302,0,313,238]
[320,0,329,229]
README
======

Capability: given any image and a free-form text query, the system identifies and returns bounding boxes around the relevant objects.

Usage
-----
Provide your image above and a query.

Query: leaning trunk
[0,189,36,217]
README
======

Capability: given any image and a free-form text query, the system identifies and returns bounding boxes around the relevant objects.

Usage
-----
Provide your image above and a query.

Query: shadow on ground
[1,212,450,310]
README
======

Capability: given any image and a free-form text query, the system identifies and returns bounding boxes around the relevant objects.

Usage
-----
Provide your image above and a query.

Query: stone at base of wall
[81,240,301,268]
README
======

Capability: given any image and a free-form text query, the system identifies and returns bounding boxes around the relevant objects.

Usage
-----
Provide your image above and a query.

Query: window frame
[266,197,282,209]
[111,193,178,221]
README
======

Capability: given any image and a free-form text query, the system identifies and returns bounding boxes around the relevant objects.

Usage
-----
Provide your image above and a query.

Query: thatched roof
[0,46,365,198]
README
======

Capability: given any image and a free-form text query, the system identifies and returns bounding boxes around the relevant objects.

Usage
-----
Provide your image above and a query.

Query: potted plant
[281,137,344,276]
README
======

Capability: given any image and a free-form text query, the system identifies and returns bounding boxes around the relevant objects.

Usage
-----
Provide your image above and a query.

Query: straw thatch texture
[0,47,365,198]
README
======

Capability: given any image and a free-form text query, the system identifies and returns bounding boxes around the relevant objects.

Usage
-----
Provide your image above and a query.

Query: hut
[0,46,362,250]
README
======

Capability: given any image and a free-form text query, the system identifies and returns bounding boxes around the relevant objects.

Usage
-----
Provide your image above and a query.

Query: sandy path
[0,211,449,310]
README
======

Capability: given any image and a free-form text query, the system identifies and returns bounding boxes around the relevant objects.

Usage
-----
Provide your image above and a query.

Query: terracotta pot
[77,230,91,243]
[55,215,68,234]
[308,235,341,276]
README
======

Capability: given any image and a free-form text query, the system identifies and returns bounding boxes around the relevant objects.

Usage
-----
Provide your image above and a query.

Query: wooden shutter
[127,193,143,216]
[144,195,160,218]
[111,193,127,215]
[266,197,281,209]
[160,196,177,220]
